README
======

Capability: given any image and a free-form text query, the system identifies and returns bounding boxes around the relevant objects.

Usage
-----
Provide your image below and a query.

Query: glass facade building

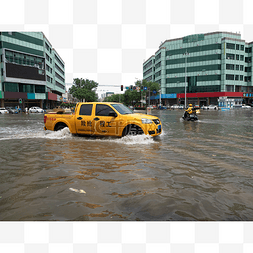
[143,32,253,105]
[0,32,65,108]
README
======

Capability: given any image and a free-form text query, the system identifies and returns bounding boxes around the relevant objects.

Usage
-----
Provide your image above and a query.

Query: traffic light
[130,85,133,91]
[141,86,143,91]
[121,85,123,91]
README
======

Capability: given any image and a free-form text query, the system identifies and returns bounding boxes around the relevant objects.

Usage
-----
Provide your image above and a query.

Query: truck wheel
[122,124,144,136]
[54,123,67,131]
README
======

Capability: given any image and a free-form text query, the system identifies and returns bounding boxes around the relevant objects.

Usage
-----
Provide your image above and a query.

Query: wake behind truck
[44,102,162,137]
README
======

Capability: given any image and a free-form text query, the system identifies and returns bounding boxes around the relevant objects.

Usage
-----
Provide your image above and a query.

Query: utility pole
[184,50,189,108]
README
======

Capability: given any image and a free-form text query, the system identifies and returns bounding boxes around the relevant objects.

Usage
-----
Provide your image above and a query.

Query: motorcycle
[182,108,199,121]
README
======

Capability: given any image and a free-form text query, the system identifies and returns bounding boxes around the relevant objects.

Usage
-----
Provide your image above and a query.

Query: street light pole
[159,85,161,106]
[184,50,189,108]
[149,87,150,107]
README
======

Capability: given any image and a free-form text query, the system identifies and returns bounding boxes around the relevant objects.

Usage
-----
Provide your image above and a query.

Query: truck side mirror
[109,111,117,117]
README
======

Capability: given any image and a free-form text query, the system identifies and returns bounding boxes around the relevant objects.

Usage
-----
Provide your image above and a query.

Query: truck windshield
[111,104,133,114]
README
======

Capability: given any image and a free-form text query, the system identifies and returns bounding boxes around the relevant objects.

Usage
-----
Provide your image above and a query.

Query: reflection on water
[0,110,253,221]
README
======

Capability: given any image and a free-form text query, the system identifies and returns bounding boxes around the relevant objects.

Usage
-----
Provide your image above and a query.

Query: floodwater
[0,109,253,221]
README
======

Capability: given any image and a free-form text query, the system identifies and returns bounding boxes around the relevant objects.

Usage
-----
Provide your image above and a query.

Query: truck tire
[122,124,144,136]
[54,123,67,131]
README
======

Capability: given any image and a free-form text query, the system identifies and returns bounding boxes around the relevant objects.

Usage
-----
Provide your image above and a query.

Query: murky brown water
[0,109,253,221]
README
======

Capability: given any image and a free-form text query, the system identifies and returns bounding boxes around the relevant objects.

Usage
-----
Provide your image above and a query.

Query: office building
[143,31,253,106]
[0,32,65,109]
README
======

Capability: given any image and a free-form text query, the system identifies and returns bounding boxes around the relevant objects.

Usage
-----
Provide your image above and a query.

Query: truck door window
[79,104,93,115]
[95,104,113,116]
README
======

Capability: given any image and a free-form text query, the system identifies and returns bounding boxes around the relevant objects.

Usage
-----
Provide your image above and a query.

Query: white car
[170,104,180,109]
[241,104,251,109]
[0,108,9,114]
[29,107,44,113]
[202,105,218,110]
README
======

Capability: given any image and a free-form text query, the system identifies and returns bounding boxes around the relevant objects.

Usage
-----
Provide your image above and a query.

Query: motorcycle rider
[182,103,199,121]
[185,104,193,115]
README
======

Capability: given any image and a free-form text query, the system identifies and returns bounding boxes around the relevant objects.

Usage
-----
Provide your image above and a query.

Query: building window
[55,63,64,75]
[226,74,234,80]
[226,64,234,70]
[155,71,161,78]
[236,44,239,50]
[4,82,19,92]
[144,60,153,70]
[226,85,234,92]
[144,68,153,76]
[245,67,251,72]
[245,57,252,63]
[155,62,161,69]
[54,54,64,69]
[5,49,45,69]
[35,85,45,93]
[20,84,34,93]
[55,81,65,90]
[240,65,244,71]
[155,52,161,61]
[226,53,234,60]
[240,55,244,61]
[235,75,239,80]
[241,45,244,51]
[240,75,243,81]
[245,76,251,82]
[226,43,235,49]
[236,65,239,70]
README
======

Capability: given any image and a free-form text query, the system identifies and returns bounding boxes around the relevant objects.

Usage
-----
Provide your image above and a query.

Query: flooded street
[0,109,253,221]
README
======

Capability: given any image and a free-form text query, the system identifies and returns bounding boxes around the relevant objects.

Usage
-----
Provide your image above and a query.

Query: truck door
[75,104,95,134]
[94,104,120,136]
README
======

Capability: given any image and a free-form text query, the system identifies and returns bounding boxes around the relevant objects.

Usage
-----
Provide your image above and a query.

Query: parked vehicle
[0,108,9,114]
[241,104,251,109]
[202,105,218,110]
[29,107,44,113]
[171,104,182,109]
[6,107,19,114]
[158,105,167,110]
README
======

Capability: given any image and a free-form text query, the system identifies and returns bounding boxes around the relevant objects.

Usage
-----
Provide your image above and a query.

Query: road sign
[153,90,157,94]
[144,87,147,91]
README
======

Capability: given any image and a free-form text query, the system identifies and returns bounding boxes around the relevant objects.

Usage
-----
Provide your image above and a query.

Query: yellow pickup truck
[44,102,162,137]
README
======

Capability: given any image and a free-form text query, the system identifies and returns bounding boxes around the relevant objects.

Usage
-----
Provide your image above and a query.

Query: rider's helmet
[189,104,192,107]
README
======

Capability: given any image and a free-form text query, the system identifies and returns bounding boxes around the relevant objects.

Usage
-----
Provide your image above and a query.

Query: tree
[122,89,141,106]
[104,94,121,102]
[69,78,98,102]
[135,79,161,106]
[135,79,160,95]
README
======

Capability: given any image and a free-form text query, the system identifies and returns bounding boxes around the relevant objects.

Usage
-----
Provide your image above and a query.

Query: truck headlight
[141,118,153,124]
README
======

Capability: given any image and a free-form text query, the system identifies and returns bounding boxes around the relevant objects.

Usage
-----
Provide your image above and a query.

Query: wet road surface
[0,109,253,221]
